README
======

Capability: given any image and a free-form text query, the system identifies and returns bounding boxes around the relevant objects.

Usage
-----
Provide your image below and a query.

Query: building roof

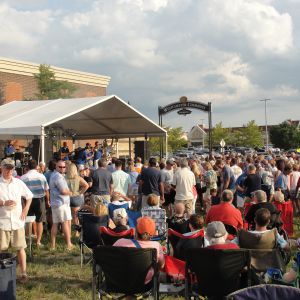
[0,57,110,87]
[0,95,166,139]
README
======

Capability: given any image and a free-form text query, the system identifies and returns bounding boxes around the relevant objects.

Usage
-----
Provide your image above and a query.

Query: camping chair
[79,213,108,267]
[127,210,142,228]
[99,226,135,246]
[226,284,300,300]
[167,228,204,259]
[92,245,159,300]
[142,208,167,241]
[185,248,251,299]
[108,202,129,219]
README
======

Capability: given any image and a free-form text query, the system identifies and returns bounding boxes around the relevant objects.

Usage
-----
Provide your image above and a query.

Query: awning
[0,95,166,139]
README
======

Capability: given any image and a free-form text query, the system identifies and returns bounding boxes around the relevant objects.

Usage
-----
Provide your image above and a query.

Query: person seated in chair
[175,214,205,259]
[245,190,279,228]
[113,216,165,283]
[234,208,289,250]
[111,208,129,233]
[167,202,189,233]
[205,221,240,249]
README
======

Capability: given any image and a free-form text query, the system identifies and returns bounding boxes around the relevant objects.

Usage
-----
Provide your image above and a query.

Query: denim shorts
[70,195,84,208]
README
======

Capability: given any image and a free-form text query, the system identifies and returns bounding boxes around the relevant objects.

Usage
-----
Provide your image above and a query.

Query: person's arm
[21,197,32,221]
[159,182,165,203]
[79,176,89,194]
[45,190,50,207]
[236,210,243,229]
[223,169,230,190]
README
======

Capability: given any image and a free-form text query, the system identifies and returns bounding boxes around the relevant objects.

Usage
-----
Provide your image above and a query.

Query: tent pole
[165,134,168,159]
[41,126,45,163]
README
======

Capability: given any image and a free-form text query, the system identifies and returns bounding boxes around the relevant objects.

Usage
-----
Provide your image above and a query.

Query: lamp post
[260,99,271,152]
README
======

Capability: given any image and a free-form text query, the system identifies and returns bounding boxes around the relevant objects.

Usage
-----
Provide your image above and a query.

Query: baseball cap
[206,221,227,239]
[1,158,15,169]
[166,158,175,165]
[113,208,127,222]
[136,216,156,236]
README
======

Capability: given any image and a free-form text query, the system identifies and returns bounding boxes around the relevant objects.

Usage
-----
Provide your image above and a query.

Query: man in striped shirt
[21,160,49,247]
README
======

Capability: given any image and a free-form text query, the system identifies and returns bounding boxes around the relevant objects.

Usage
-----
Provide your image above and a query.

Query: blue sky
[1,0,299,131]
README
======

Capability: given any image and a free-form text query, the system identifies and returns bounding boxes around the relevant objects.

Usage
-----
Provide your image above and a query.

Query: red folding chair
[99,226,135,246]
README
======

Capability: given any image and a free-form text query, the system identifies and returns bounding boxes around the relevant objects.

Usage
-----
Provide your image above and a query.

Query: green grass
[17,234,92,300]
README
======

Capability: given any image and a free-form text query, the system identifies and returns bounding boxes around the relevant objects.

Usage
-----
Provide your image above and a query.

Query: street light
[259,99,271,151]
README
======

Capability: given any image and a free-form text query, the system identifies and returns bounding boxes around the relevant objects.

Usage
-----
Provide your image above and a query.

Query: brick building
[0,57,111,103]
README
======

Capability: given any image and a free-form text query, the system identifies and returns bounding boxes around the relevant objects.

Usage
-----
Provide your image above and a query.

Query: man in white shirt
[172,159,196,216]
[0,158,33,283]
[230,158,242,180]
[112,160,131,198]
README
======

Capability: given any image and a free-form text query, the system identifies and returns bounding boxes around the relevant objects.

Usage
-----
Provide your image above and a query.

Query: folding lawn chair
[142,208,167,241]
[167,228,204,259]
[184,248,251,299]
[79,213,108,267]
[92,245,159,300]
[99,226,135,246]
[108,202,129,219]
[226,284,300,300]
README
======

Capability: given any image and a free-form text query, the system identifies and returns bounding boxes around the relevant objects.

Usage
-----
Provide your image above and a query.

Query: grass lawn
[16,217,300,299]
[17,234,92,300]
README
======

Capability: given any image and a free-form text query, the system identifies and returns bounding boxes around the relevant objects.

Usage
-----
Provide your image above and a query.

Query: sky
[1,0,300,131]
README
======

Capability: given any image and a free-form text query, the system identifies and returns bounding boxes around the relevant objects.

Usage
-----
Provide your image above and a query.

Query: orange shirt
[205,202,243,229]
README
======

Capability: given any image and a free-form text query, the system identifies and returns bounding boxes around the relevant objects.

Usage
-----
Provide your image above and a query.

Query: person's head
[63,141,67,147]
[174,202,185,216]
[48,160,56,172]
[28,159,38,170]
[136,216,156,241]
[127,161,136,172]
[231,157,237,166]
[252,190,267,203]
[113,208,128,226]
[149,157,157,167]
[1,158,15,180]
[254,208,270,227]
[284,164,293,175]
[111,192,121,202]
[293,164,299,172]
[159,162,166,170]
[188,214,204,231]
[180,158,189,168]
[166,158,175,169]
[56,160,66,174]
[205,221,228,245]
[115,159,123,169]
[247,164,256,174]
[136,157,142,164]
[273,190,285,203]
[94,203,108,217]
[66,163,78,179]
[38,161,46,173]
[210,188,217,196]
[98,158,108,168]
[221,189,234,203]
[203,161,213,170]
[147,194,159,207]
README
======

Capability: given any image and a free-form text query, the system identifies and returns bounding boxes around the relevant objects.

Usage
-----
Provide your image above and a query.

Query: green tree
[270,121,300,150]
[34,64,77,100]
[211,122,230,146]
[228,129,246,146]
[149,126,187,154]
[242,120,263,148]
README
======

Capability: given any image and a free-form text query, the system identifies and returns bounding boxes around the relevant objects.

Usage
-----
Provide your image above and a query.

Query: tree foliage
[34,64,77,100]
[270,121,300,150]
[149,126,187,154]
[211,120,263,148]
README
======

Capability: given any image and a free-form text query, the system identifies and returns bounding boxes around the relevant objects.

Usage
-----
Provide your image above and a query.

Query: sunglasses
[58,166,66,169]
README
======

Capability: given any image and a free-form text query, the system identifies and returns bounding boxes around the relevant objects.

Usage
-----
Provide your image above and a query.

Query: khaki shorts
[174,199,193,215]
[0,228,27,251]
[51,204,72,224]
[90,194,111,207]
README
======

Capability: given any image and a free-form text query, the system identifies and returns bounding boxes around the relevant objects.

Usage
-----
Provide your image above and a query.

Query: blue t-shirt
[236,173,247,197]
[223,165,236,190]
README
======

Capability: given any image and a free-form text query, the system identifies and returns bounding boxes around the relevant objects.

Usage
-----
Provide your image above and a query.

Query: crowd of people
[0,147,300,287]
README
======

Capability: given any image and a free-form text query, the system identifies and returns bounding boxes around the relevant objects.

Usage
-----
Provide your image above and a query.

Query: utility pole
[259,99,271,151]
[200,118,205,149]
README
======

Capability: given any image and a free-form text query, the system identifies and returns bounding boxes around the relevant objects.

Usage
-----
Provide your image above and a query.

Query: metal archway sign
[158,96,212,157]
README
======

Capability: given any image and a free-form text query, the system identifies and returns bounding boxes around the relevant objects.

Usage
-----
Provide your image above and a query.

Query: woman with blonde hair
[191,160,202,211]
[66,163,89,234]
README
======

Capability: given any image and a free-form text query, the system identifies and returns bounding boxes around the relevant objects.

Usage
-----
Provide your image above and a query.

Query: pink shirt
[113,238,165,283]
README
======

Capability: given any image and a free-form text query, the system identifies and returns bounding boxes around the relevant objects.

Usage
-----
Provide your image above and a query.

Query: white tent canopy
[0,95,166,138]
[0,95,167,161]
